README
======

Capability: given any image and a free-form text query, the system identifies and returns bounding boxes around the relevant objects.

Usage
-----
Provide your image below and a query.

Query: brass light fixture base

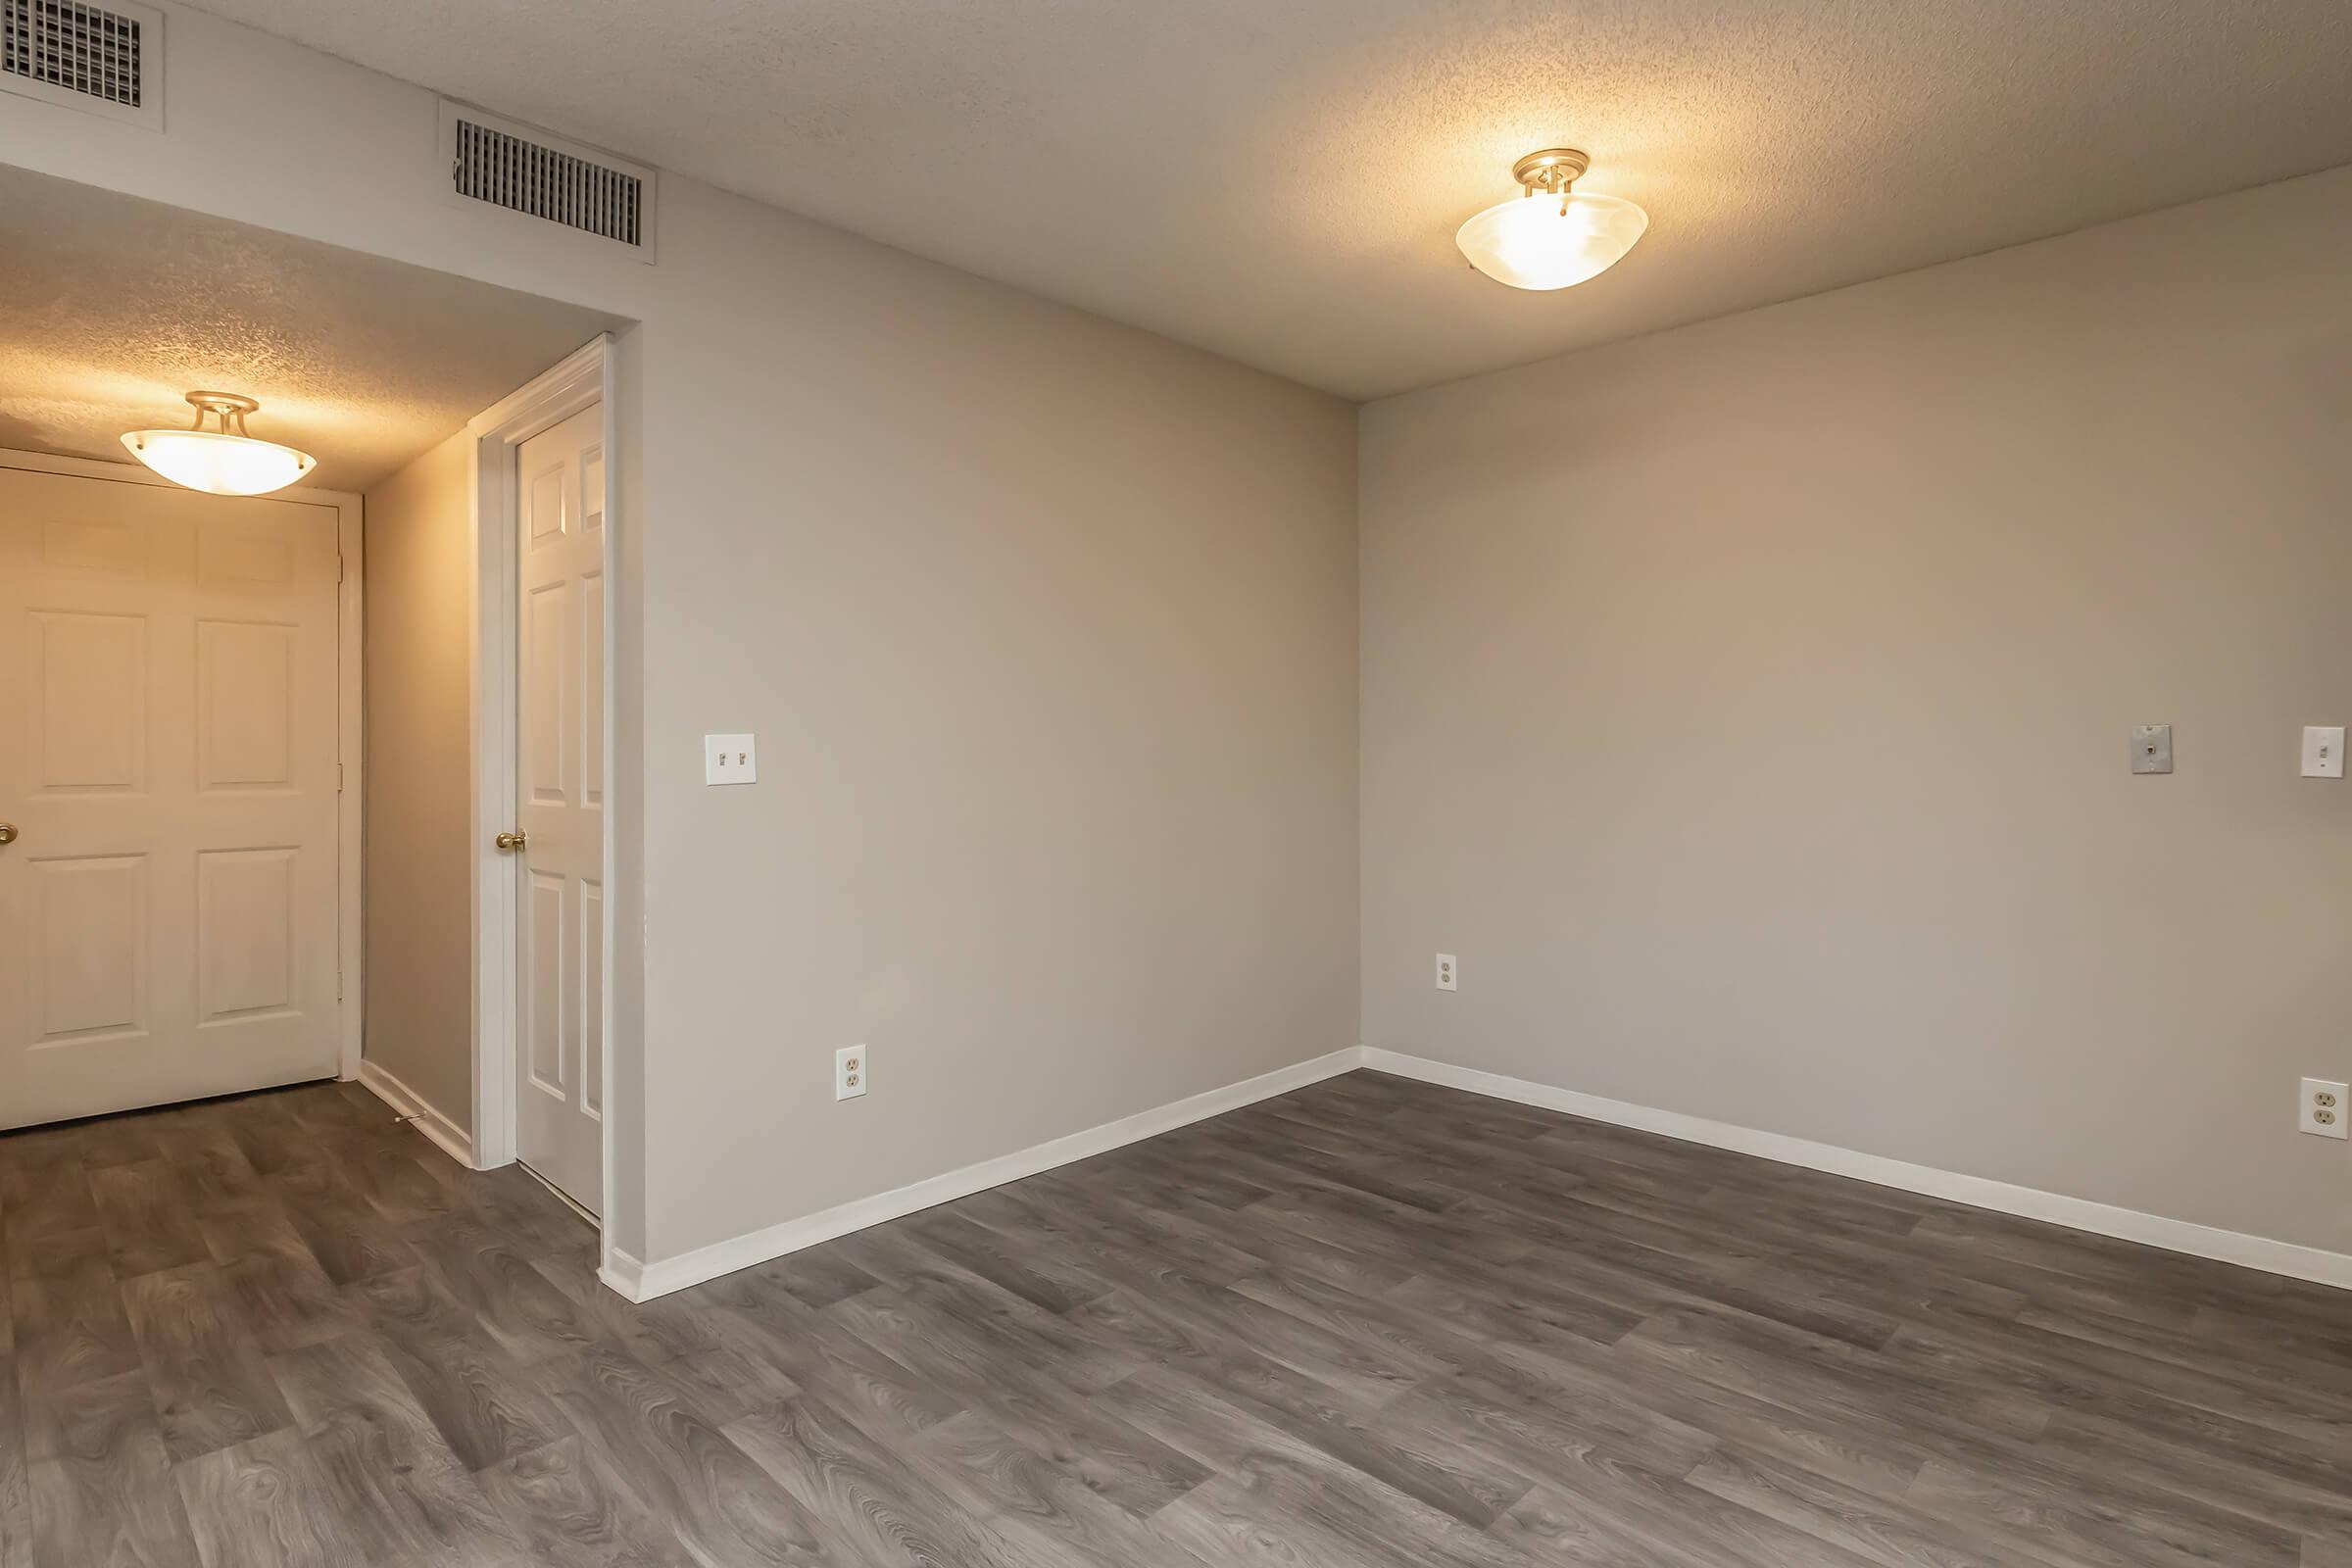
[182,390,263,435]
[1510,148,1591,197]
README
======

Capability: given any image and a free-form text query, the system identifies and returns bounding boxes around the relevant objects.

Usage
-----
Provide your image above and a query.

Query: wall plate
[704,733,756,785]
[836,1045,868,1101]
[2301,1077,2347,1139]
[2302,726,2345,779]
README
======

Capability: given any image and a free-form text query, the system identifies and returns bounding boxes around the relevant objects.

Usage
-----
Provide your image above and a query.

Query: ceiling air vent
[0,0,162,127]
[440,101,657,262]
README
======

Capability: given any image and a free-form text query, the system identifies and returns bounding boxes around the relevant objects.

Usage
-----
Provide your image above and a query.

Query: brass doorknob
[0,821,16,845]
[494,830,527,852]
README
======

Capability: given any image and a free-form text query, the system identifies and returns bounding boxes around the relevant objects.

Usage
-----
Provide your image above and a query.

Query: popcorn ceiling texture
[0,166,620,490]
[179,0,2352,398]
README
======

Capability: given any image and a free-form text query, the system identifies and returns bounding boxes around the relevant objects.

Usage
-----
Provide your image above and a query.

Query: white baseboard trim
[611,1047,1365,1302]
[600,1249,648,1301]
[357,1058,477,1170]
[1360,1047,2352,1292]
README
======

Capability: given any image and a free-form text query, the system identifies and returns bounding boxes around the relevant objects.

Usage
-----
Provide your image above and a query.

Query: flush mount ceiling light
[121,392,317,496]
[1456,148,1648,291]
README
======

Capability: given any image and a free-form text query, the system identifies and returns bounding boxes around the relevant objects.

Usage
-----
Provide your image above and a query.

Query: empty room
[2,1,2349,1565]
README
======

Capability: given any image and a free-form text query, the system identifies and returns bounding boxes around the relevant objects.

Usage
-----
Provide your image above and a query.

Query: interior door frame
[0,445,366,1088]
[466,334,616,1236]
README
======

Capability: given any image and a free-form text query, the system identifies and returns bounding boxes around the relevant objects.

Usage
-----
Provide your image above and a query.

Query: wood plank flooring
[6,1068,2351,1566]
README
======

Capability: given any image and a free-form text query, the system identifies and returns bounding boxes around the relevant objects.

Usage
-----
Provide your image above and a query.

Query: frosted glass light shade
[1456,190,1648,291]
[121,428,315,496]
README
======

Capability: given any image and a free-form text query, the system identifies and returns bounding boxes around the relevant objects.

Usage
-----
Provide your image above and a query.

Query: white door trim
[0,445,365,1087]
[466,336,616,1239]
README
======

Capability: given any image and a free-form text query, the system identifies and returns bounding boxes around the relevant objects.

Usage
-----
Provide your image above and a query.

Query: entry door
[511,405,605,1216]
[0,460,342,1128]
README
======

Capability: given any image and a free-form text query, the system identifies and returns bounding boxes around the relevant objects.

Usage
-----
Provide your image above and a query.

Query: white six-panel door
[0,462,342,1128]
[511,404,605,1215]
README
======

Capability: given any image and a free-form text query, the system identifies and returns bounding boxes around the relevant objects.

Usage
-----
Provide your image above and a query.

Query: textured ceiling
[185,0,2352,399]
[0,167,621,491]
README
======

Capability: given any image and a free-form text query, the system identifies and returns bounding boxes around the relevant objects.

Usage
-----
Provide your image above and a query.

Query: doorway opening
[466,342,616,1220]
[0,165,630,1245]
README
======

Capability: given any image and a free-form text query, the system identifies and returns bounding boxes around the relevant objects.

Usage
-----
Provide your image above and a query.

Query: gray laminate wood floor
[5,1068,2350,1566]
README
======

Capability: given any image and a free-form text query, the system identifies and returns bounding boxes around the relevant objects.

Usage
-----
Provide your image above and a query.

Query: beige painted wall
[639,187,1362,1256]
[1362,167,2352,1252]
[362,430,475,1128]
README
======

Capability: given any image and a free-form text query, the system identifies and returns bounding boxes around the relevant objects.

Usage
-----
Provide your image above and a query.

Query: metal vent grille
[453,116,644,248]
[2,0,142,106]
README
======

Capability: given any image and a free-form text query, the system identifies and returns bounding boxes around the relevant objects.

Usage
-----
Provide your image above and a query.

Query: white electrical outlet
[704,733,757,785]
[2301,1078,2347,1139]
[1435,954,1458,992]
[835,1045,868,1102]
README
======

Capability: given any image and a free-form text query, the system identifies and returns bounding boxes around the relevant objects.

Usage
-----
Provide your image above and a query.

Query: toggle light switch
[704,733,757,785]
[2302,726,2345,779]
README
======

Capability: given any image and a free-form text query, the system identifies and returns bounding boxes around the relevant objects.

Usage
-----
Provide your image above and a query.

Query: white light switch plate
[704,733,756,785]
[2301,726,2345,779]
